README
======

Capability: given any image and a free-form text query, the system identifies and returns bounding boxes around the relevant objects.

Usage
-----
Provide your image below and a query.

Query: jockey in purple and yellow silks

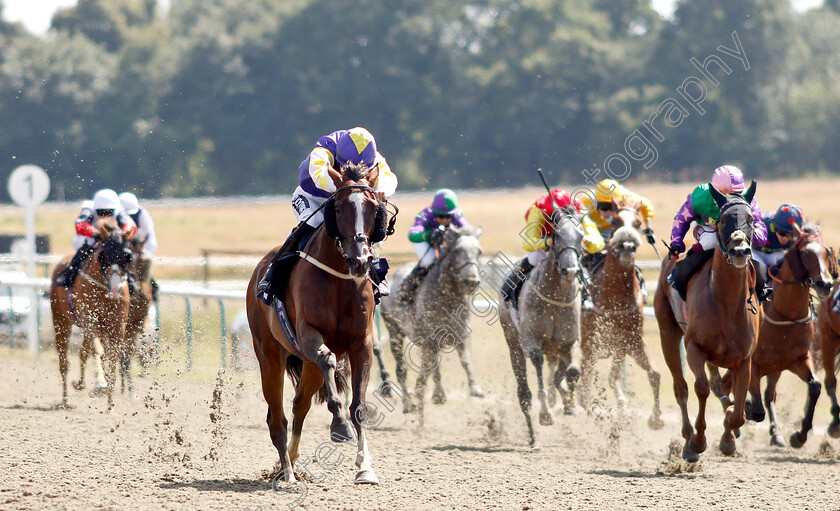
[398,189,471,303]
[258,127,398,302]
[502,189,602,310]
[666,165,770,301]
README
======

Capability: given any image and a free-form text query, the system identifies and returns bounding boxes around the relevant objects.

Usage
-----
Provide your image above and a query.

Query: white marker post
[8,165,50,353]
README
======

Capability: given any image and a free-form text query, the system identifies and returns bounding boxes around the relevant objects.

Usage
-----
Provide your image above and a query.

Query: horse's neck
[709,249,750,306]
[770,260,811,317]
[422,256,459,304]
[600,252,637,302]
[534,250,575,297]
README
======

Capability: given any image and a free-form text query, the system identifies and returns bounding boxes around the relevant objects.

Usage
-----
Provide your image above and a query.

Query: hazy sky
[2,0,826,35]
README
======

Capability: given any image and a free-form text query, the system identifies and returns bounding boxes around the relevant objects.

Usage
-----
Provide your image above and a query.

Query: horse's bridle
[330,184,377,259]
[769,234,822,287]
[715,198,754,260]
[434,229,480,275]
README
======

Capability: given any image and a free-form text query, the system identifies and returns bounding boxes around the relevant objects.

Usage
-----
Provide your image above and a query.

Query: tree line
[0,0,838,202]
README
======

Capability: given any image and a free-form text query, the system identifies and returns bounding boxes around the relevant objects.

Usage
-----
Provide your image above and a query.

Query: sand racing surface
[3,310,840,511]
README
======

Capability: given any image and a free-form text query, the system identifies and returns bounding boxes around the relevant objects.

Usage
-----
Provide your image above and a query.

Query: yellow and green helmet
[432,188,459,215]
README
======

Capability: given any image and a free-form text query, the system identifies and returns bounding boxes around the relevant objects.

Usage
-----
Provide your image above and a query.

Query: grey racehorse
[499,207,584,448]
[380,226,484,420]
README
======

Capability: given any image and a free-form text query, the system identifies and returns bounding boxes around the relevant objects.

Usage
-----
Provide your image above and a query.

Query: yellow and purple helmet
[432,188,459,215]
[336,127,377,167]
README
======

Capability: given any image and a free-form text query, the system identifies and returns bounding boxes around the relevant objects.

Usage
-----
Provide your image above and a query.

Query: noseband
[328,184,376,259]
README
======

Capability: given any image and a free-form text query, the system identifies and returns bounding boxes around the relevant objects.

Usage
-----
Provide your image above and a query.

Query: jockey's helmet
[432,188,459,215]
[595,179,620,203]
[772,204,804,234]
[119,192,141,215]
[93,189,121,212]
[711,165,745,194]
[335,127,377,167]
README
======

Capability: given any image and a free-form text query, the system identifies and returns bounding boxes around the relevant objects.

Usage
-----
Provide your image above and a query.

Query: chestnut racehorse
[815,279,840,438]
[580,205,663,429]
[49,217,131,409]
[247,163,392,485]
[654,181,761,462]
[716,227,836,447]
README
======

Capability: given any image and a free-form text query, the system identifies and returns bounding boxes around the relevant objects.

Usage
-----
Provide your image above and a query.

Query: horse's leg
[348,340,378,484]
[629,342,663,430]
[507,337,536,448]
[745,365,765,423]
[288,362,323,465]
[73,331,89,391]
[662,327,695,461]
[822,332,840,438]
[371,335,392,395]
[763,371,785,447]
[788,358,821,449]
[55,317,72,407]
[528,347,553,427]
[721,359,751,456]
[431,363,446,405]
[92,336,108,392]
[684,342,709,457]
[386,321,415,413]
[576,344,594,414]
[608,357,628,409]
[455,334,484,398]
[708,363,732,410]
[258,352,295,482]
[547,363,557,408]
[308,342,354,442]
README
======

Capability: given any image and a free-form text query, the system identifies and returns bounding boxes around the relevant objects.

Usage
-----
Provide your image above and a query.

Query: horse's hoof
[789,432,806,449]
[431,392,446,405]
[770,434,786,447]
[563,405,578,416]
[682,444,700,463]
[648,415,665,430]
[469,385,485,398]
[91,383,109,397]
[380,385,393,398]
[72,380,85,391]
[402,401,417,414]
[734,428,740,439]
[689,437,707,454]
[354,469,379,485]
[719,438,737,456]
[330,420,355,443]
[529,440,541,451]
[828,422,840,439]
[745,402,765,423]
[539,412,554,426]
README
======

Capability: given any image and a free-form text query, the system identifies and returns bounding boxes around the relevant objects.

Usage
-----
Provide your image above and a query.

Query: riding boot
[635,265,648,303]
[127,273,139,295]
[398,264,431,305]
[258,222,316,295]
[369,257,391,302]
[752,259,772,303]
[55,244,95,288]
[668,247,715,301]
[501,258,535,310]
[150,277,159,302]
[580,281,594,311]
[832,287,840,316]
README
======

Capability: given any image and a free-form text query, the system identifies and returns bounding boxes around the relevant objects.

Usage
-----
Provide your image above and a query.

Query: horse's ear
[366,163,380,187]
[475,226,483,238]
[709,182,726,208]
[328,167,343,188]
[743,180,757,203]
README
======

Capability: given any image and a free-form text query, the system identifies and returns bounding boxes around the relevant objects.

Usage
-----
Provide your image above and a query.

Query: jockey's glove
[642,227,655,245]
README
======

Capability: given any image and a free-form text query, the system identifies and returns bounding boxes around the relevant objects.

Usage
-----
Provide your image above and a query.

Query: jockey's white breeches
[291,187,327,228]
[752,250,784,269]
[413,242,437,268]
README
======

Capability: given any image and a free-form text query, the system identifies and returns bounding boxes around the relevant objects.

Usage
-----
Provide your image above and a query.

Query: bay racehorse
[380,226,483,421]
[713,225,835,447]
[815,274,840,438]
[500,206,584,448]
[49,217,132,409]
[246,163,392,485]
[580,207,663,429]
[654,181,760,462]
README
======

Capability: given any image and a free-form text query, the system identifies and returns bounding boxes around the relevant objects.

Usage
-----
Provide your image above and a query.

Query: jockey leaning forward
[667,165,769,301]
[501,188,603,311]
[753,203,805,269]
[257,127,397,302]
[397,188,471,304]
[120,191,160,301]
[579,178,656,300]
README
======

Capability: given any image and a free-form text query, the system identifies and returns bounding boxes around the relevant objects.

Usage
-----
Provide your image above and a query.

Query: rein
[296,251,357,280]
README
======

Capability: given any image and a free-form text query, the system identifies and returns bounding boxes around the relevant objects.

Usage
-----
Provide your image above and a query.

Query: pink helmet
[711,165,745,194]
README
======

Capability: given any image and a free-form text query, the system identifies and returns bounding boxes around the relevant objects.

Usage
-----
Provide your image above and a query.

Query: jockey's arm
[581,216,604,254]
[625,189,655,228]
[749,199,768,248]
[140,210,158,256]
[521,205,550,252]
[371,153,397,198]
[117,211,137,239]
[75,209,97,238]
[669,193,698,255]
[408,209,433,243]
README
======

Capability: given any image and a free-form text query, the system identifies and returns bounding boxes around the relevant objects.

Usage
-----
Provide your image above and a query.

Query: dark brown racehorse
[815,277,840,438]
[745,227,835,446]
[247,163,391,485]
[49,218,131,409]
[580,204,663,429]
[654,182,760,462]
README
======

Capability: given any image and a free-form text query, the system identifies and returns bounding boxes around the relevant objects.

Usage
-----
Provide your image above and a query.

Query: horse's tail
[284,353,350,403]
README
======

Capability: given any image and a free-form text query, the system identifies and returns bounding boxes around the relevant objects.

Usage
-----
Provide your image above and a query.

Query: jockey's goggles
[96,209,115,217]
[596,202,614,211]
[435,213,452,220]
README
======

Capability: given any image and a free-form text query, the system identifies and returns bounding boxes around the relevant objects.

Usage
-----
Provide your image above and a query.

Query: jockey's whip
[661,238,679,260]
[536,168,564,211]
[648,233,663,260]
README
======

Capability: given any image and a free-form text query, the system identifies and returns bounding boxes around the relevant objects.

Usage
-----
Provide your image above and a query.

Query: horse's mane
[341,162,373,182]
[610,225,642,248]
[449,224,478,237]
[802,223,820,235]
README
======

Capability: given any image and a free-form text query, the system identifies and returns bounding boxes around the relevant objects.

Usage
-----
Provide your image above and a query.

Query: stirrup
[582,298,594,311]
